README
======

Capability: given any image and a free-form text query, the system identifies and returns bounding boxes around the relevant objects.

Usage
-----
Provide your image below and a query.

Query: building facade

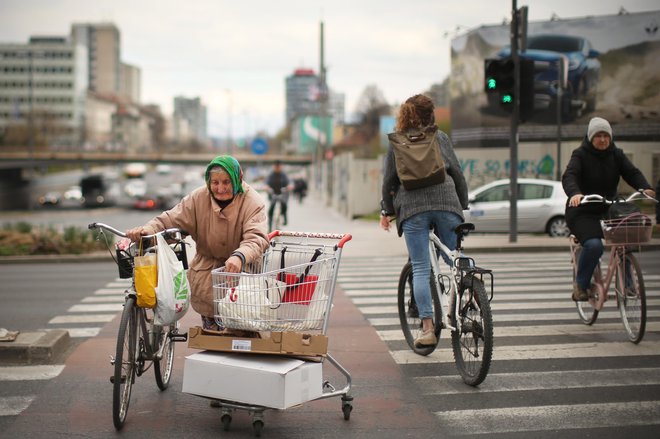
[0,37,88,149]
[71,23,121,97]
[173,96,207,144]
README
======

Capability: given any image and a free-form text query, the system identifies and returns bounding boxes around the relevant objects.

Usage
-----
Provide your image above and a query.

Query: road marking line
[67,304,123,313]
[81,296,123,303]
[48,314,116,324]
[0,396,34,417]
[377,321,660,340]
[416,367,660,395]
[0,365,65,381]
[390,340,660,364]
[434,401,660,435]
[94,288,126,295]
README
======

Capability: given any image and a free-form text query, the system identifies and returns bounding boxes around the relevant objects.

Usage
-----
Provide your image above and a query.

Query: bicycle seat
[455,223,475,235]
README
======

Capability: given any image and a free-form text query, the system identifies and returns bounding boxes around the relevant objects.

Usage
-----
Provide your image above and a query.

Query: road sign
[250,137,268,155]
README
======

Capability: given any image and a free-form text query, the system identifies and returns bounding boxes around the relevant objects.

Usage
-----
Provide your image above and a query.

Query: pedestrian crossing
[42,279,128,338]
[338,251,660,436]
[1,281,128,419]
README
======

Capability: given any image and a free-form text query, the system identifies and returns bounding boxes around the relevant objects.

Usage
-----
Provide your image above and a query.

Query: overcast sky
[1,0,658,138]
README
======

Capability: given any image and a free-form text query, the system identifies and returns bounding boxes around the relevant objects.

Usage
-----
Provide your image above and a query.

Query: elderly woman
[126,155,269,330]
[562,117,655,302]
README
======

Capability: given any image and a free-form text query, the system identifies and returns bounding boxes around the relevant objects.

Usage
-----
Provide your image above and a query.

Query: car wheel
[547,216,569,237]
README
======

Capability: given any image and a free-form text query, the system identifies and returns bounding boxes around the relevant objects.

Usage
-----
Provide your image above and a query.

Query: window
[518,184,552,200]
[475,185,509,202]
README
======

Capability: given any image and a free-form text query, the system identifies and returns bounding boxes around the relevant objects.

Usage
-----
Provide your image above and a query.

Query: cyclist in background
[266,160,292,229]
[380,94,469,348]
[562,117,655,302]
[126,155,269,331]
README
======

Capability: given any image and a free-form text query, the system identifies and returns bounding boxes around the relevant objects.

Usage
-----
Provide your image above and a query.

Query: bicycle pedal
[170,332,188,342]
[110,374,126,384]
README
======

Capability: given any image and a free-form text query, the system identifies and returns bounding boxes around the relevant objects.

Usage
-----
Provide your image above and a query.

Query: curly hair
[395,94,435,132]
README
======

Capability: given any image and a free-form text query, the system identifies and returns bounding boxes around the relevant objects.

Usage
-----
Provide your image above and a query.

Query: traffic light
[484,56,535,118]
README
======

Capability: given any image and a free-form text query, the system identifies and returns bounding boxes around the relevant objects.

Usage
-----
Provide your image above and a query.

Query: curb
[0,329,70,364]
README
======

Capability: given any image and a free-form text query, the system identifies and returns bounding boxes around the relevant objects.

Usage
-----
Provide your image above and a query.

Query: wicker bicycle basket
[600,213,653,244]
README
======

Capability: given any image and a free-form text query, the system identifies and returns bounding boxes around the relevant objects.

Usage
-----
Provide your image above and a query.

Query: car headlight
[568,58,581,71]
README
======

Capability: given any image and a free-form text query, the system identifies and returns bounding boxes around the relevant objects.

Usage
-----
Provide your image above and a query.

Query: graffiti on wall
[459,154,556,187]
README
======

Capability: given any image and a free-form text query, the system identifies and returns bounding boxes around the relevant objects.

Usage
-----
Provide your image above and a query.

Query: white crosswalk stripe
[0,366,65,417]
[338,251,660,434]
[46,281,127,337]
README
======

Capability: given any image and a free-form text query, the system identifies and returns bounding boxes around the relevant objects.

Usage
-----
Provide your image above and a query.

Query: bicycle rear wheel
[113,296,138,430]
[573,246,599,325]
[615,251,646,344]
[451,275,493,386]
[154,322,176,390]
[397,261,442,356]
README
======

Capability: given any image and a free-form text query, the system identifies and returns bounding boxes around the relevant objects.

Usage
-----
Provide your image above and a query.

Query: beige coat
[142,182,269,317]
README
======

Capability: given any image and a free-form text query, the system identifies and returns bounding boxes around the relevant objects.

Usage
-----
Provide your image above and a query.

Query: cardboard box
[187,326,328,357]
[182,351,323,409]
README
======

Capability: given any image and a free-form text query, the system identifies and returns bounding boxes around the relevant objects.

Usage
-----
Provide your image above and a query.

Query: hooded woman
[126,155,269,330]
[562,117,655,301]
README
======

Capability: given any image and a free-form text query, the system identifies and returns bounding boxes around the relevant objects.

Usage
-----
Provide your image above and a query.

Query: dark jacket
[381,130,468,236]
[561,137,652,242]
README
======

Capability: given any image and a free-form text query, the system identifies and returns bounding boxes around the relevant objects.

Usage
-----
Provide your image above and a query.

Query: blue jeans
[576,238,603,289]
[402,210,463,319]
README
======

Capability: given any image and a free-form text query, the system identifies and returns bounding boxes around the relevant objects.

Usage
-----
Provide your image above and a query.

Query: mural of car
[497,34,601,120]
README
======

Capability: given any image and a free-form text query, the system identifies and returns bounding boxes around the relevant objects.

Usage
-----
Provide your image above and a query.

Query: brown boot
[572,285,589,302]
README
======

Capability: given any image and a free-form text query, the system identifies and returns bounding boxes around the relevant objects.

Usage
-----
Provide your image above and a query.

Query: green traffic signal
[501,94,513,104]
[487,78,497,90]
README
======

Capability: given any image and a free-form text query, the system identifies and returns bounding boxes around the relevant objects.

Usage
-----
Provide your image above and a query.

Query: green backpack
[388,125,446,190]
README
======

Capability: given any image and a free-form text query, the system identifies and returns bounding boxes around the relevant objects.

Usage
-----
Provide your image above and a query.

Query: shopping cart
[205,230,353,436]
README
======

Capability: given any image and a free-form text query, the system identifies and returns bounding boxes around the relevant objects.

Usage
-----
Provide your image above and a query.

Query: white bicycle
[398,223,494,386]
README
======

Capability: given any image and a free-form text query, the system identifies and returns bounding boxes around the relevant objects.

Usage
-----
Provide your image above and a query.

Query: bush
[0,223,112,256]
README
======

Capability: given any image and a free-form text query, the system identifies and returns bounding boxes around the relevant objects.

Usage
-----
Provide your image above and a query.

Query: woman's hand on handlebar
[569,194,584,207]
[126,226,147,242]
[643,188,656,199]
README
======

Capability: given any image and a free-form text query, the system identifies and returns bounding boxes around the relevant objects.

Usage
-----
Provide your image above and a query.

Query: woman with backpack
[380,94,468,348]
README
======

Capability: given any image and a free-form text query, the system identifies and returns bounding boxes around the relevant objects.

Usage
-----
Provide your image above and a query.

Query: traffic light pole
[509,0,519,243]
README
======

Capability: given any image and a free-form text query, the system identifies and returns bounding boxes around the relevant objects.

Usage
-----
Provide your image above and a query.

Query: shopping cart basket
[601,213,653,245]
[205,230,354,435]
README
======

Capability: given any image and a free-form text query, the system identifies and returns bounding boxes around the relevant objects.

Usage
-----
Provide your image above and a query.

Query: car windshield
[527,35,582,52]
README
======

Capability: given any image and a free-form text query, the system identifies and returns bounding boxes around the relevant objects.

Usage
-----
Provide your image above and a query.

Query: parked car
[63,185,83,203]
[466,178,569,237]
[496,34,601,120]
[124,179,148,198]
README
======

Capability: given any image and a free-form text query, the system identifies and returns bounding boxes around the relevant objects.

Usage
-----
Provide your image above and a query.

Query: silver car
[466,178,569,237]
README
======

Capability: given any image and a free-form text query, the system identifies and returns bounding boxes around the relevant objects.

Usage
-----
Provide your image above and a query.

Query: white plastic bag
[216,276,285,330]
[154,233,190,326]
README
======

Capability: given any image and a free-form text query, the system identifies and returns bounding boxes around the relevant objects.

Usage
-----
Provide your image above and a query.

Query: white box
[182,351,323,409]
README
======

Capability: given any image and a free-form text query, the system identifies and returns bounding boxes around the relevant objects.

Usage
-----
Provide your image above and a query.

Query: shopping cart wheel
[341,395,353,420]
[221,414,231,431]
[252,419,264,437]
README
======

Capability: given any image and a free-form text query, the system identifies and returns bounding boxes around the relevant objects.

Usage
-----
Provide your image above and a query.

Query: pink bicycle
[569,191,657,343]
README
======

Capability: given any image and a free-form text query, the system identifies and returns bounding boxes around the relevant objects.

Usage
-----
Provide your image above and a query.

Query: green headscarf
[204,155,244,195]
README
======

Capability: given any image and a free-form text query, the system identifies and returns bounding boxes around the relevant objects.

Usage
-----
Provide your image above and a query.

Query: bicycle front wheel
[154,322,177,390]
[397,261,442,356]
[451,275,493,386]
[615,251,646,344]
[573,246,599,325]
[113,296,138,430]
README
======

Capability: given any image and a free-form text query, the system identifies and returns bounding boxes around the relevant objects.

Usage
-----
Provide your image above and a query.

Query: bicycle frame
[427,230,494,332]
[569,239,625,311]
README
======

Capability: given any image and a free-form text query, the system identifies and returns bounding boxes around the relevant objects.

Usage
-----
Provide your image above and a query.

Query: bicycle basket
[600,213,653,244]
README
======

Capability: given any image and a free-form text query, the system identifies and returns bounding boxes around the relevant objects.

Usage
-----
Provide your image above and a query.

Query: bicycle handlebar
[88,222,188,241]
[580,190,657,205]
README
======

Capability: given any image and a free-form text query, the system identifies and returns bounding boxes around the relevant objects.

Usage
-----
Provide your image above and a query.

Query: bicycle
[397,223,494,386]
[88,222,189,430]
[269,192,287,231]
[569,191,657,344]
